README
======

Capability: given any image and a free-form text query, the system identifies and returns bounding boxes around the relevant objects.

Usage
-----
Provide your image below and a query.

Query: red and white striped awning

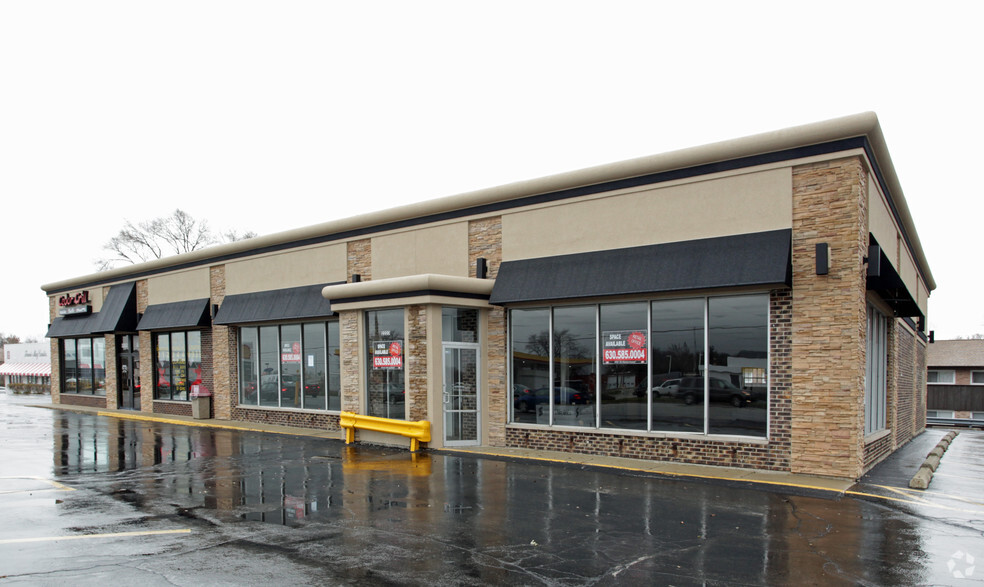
[0,362,52,377]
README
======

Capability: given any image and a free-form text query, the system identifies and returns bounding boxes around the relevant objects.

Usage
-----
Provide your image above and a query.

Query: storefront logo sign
[57,290,92,316]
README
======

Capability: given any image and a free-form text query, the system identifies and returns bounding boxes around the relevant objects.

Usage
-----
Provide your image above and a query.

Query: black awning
[490,229,792,305]
[46,313,101,338]
[46,282,138,338]
[867,241,922,319]
[91,282,138,334]
[213,283,336,325]
[137,298,211,331]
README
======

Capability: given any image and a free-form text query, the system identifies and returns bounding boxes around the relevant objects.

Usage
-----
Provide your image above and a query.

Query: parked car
[655,378,681,396]
[675,377,752,407]
[535,386,592,406]
[513,384,537,412]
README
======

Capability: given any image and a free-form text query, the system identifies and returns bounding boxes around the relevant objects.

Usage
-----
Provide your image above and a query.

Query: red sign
[58,291,90,307]
[281,342,301,363]
[602,330,648,364]
[372,340,403,369]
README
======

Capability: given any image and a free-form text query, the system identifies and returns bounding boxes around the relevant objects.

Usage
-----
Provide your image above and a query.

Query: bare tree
[97,209,257,271]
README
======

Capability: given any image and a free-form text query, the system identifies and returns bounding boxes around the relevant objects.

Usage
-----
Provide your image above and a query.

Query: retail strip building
[42,112,934,481]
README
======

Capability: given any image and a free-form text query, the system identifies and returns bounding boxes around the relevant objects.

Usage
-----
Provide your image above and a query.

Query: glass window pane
[442,307,479,343]
[366,309,405,419]
[259,326,279,407]
[651,299,705,433]
[973,371,984,385]
[302,323,327,410]
[327,321,341,411]
[600,302,647,430]
[93,337,106,396]
[552,306,596,428]
[707,295,767,437]
[156,334,171,399]
[239,328,259,405]
[172,333,187,401]
[78,338,92,394]
[63,339,78,393]
[510,308,550,424]
[188,331,202,394]
[280,324,302,408]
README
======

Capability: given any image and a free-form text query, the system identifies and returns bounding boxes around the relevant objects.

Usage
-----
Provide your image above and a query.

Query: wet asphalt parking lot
[1,391,982,586]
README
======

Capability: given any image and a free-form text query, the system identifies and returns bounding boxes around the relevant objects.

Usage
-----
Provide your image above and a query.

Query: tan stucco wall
[501,167,792,261]
[867,179,927,316]
[224,243,347,294]
[372,222,469,279]
[146,267,211,304]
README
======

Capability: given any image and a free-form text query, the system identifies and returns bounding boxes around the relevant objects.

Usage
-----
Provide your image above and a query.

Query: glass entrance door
[443,345,480,446]
[118,335,140,410]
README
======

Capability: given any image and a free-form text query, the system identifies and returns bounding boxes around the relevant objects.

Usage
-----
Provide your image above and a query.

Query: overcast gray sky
[2,1,981,341]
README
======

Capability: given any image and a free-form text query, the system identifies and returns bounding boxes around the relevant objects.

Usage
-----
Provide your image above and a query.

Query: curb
[909,431,958,489]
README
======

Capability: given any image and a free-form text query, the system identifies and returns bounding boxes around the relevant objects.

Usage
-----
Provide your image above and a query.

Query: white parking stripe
[0,529,191,544]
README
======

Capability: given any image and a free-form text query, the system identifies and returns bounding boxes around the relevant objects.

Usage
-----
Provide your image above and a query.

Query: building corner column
[790,157,869,479]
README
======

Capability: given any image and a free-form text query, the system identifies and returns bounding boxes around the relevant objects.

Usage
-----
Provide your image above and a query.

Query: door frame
[441,342,481,447]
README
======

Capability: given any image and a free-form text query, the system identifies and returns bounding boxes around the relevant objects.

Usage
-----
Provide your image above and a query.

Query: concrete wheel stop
[909,431,958,489]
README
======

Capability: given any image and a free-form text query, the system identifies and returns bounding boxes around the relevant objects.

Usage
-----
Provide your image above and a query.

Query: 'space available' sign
[372,340,403,369]
[602,330,648,364]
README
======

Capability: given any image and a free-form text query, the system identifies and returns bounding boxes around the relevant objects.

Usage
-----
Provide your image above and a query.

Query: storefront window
[651,299,704,433]
[259,326,279,407]
[63,339,78,393]
[442,307,479,343]
[238,321,340,411]
[302,323,327,410]
[707,295,768,436]
[600,302,647,430]
[240,328,258,404]
[154,331,200,401]
[93,337,106,395]
[366,309,405,420]
[510,308,549,424]
[509,294,770,438]
[552,306,596,428]
[60,337,105,396]
[280,325,302,408]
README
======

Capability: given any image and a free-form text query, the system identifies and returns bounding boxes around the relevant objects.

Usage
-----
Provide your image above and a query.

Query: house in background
[927,339,984,424]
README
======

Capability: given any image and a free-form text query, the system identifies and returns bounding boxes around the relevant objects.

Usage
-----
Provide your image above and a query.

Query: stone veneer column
[407,305,428,422]
[49,297,61,404]
[104,332,117,409]
[340,310,361,413]
[347,238,372,281]
[136,280,155,414]
[340,239,372,414]
[790,157,868,479]
[210,265,238,420]
[469,217,506,446]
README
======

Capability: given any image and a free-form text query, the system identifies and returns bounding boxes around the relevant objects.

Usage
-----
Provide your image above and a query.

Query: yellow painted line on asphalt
[441,449,854,494]
[0,476,76,494]
[0,529,191,545]
[95,411,341,439]
[845,488,984,515]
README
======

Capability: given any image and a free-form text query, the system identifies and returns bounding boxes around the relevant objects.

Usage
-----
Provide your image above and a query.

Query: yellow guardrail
[339,411,431,452]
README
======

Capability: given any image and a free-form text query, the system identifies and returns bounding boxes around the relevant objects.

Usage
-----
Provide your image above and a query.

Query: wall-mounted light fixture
[864,245,881,277]
[815,243,829,275]
[476,257,488,279]
[351,274,361,283]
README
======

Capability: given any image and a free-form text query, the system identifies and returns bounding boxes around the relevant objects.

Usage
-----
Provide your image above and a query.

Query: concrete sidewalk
[27,401,863,495]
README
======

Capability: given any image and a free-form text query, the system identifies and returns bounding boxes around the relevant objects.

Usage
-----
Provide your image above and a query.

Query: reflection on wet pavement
[3,392,983,585]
